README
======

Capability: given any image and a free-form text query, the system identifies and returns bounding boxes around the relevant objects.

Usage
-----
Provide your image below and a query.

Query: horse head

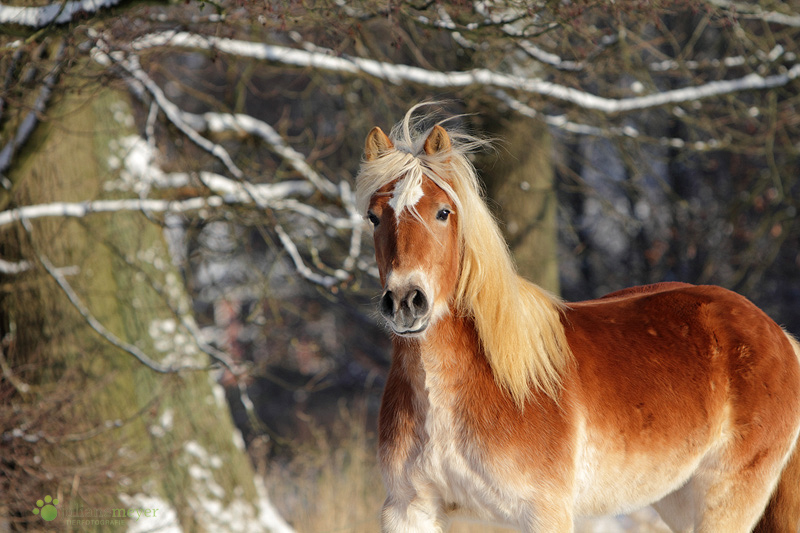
[362,125,460,337]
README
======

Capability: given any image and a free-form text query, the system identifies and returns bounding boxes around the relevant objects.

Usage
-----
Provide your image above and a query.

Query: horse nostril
[382,286,429,323]
[380,291,395,318]
[408,289,429,317]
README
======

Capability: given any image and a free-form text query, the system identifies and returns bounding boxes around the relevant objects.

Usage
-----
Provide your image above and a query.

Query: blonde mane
[357,105,573,407]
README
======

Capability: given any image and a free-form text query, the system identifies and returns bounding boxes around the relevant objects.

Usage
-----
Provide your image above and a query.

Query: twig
[0,341,31,393]
[274,223,346,288]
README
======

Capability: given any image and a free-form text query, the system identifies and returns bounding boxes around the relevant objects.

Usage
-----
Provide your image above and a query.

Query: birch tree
[1,1,799,531]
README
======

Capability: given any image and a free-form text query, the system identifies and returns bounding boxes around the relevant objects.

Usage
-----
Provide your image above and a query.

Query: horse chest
[418,394,470,486]
[404,382,513,518]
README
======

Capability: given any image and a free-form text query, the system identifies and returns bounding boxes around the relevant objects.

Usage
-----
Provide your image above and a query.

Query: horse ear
[424,125,451,156]
[365,127,393,161]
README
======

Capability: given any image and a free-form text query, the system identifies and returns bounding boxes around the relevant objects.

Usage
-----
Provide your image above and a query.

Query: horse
[356,105,800,532]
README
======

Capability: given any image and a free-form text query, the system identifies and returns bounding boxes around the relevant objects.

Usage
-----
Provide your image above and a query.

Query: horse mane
[357,104,573,408]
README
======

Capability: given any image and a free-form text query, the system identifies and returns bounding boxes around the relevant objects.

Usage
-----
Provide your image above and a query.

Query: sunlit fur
[359,106,800,532]
[356,104,572,407]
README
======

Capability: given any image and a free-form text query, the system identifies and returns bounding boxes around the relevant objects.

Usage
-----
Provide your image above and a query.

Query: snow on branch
[93,35,343,200]
[274,223,347,288]
[0,197,221,229]
[706,0,800,28]
[130,31,800,114]
[0,0,121,27]
[495,90,727,151]
[105,133,316,201]
[91,36,365,287]
[0,175,340,230]
[0,257,32,274]
[193,112,340,199]
[1,173,359,287]
[104,133,358,233]
[0,40,66,180]
[106,48,250,184]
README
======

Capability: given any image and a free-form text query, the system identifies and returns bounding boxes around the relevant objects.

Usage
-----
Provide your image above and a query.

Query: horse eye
[436,209,451,222]
[367,212,380,226]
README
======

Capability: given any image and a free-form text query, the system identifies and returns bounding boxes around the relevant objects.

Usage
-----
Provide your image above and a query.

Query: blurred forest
[1,0,799,531]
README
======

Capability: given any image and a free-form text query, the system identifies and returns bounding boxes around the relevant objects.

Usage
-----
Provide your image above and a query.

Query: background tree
[1,1,799,531]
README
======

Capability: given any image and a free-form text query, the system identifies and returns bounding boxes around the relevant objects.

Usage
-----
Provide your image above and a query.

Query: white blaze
[388,175,425,218]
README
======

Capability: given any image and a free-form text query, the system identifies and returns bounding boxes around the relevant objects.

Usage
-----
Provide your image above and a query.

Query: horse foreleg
[381,494,450,533]
[518,500,573,533]
[694,472,784,533]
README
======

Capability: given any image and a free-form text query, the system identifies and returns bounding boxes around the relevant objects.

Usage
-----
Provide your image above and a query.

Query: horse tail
[753,332,800,533]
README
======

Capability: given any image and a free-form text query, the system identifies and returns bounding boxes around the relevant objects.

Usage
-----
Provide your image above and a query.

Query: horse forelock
[355,131,474,217]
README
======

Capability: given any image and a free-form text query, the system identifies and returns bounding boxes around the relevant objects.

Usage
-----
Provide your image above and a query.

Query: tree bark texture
[0,75,287,532]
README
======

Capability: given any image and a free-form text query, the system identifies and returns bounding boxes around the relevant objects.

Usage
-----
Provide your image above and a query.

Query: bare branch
[0,340,30,393]
[0,46,23,124]
[0,40,66,181]
[129,31,800,114]
[706,0,800,28]
[17,217,251,378]
[0,0,122,27]
[274,223,348,288]
[495,90,727,151]
[0,257,32,274]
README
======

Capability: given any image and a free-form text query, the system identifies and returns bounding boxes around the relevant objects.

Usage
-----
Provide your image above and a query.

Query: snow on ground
[576,507,672,533]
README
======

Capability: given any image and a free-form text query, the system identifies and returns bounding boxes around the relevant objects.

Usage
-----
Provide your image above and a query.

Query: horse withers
[356,106,800,532]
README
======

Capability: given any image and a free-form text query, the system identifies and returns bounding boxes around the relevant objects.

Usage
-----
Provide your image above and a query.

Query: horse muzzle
[379,284,430,336]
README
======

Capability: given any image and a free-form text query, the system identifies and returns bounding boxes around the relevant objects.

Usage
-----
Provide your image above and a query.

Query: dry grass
[265,402,671,533]
[265,403,384,533]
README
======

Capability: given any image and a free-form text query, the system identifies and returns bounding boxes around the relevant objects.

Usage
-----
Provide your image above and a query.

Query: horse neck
[392,312,486,400]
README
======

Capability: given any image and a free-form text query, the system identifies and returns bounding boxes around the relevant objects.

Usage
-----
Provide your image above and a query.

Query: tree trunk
[478,115,560,294]
[0,73,291,532]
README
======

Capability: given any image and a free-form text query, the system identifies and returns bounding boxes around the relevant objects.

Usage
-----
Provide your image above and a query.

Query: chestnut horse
[356,106,800,532]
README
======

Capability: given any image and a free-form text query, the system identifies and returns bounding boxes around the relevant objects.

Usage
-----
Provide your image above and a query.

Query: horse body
[380,281,800,531]
[358,107,800,532]
[567,283,800,529]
